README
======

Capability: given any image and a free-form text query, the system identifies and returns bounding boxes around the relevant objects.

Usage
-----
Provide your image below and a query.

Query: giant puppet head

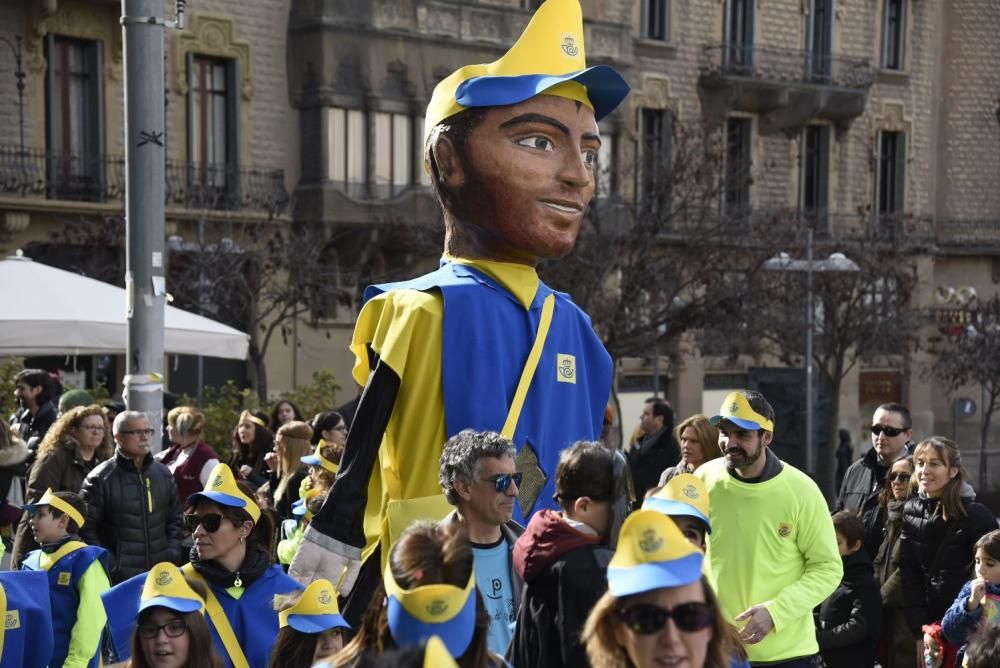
[423,0,630,266]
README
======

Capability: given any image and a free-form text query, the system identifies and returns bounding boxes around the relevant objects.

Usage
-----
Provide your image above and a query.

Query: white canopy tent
[0,254,249,360]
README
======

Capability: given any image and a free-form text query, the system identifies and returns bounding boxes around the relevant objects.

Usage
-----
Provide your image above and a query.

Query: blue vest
[22,544,109,668]
[368,261,613,524]
[0,570,54,668]
[103,564,303,668]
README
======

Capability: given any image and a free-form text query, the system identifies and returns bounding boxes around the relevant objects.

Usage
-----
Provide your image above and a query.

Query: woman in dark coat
[228,409,273,490]
[874,456,917,668]
[900,437,997,647]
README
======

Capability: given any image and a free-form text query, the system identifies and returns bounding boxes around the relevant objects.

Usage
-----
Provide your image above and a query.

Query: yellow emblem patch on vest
[57,571,72,586]
[557,354,576,384]
[778,522,793,538]
[5,610,19,629]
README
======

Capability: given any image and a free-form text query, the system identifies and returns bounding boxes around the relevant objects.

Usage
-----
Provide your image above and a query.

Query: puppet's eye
[517,136,554,151]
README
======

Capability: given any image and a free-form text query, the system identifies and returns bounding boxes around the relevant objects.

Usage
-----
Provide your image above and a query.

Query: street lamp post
[763,230,860,478]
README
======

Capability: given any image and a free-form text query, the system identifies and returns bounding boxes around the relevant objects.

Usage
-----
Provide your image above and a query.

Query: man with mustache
[696,390,842,667]
[289,0,631,628]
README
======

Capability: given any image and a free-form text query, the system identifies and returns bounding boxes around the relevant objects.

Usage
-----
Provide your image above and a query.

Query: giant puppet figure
[290,0,631,608]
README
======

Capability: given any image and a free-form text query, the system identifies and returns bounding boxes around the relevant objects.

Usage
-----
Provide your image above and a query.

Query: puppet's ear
[430,134,464,190]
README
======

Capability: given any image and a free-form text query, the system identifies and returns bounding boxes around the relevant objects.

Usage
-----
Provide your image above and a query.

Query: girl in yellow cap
[269,578,351,668]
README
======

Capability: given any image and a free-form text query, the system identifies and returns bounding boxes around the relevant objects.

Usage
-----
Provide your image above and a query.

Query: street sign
[955,398,977,417]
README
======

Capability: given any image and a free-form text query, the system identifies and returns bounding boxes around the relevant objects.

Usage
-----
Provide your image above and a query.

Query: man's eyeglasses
[138,619,188,639]
[120,428,155,437]
[889,472,911,483]
[871,424,905,438]
[487,473,522,493]
[183,513,224,533]
[619,602,714,634]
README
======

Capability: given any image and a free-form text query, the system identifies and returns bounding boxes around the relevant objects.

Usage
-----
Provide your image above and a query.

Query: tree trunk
[247,340,269,404]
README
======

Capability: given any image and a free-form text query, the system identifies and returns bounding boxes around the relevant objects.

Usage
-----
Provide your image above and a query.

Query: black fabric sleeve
[308,351,400,550]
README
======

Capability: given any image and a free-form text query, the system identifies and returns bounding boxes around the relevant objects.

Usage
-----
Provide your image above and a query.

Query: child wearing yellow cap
[22,488,111,668]
[291,1,632,628]
[643,473,713,551]
[269,578,351,668]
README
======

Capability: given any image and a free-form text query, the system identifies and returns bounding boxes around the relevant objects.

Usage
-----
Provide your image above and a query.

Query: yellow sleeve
[63,559,111,668]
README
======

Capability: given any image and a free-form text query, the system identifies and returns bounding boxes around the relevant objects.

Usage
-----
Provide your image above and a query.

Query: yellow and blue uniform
[0,570,54,668]
[22,541,110,668]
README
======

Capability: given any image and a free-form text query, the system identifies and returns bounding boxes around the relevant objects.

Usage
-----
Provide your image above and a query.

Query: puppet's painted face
[448,95,600,264]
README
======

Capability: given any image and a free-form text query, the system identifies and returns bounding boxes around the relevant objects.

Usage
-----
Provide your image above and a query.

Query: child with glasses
[815,511,883,668]
[21,489,111,668]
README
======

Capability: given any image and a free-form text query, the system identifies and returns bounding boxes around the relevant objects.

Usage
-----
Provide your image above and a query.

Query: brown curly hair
[37,405,112,461]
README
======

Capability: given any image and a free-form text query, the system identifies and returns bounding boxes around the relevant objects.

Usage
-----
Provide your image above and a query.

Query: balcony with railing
[0,145,290,216]
[699,44,876,134]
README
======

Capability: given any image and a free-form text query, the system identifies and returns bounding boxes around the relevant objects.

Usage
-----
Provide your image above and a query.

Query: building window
[725,0,755,71]
[639,108,672,216]
[801,125,830,223]
[45,34,104,201]
[187,55,239,208]
[642,0,669,41]
[882,0,906,70]
[374,112,411,199]
[595,132,615,198]
[807,0,833,81]
[724,117,752,217]
[520,0,544,9]
[328,107,367,198]
[877,130,906,214]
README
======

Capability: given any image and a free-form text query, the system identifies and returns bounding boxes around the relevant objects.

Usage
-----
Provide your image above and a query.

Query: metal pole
[122,0,166,450]
[805,227,815,477]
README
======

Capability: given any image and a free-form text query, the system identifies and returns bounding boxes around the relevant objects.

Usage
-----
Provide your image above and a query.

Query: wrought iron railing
[701,43,876,89]
[0,145,289,215]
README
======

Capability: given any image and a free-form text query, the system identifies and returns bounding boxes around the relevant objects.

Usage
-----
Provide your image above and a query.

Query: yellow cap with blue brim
[279,578,350,634]
[642,473,712,534]
[384,564,477,657]
[606,509,704,597]
[301,442,339,474]
[186,463,261,523]
[138,562,204,616]
[423,0,630,147]
[709,391,774,433]
[24,488,86,529]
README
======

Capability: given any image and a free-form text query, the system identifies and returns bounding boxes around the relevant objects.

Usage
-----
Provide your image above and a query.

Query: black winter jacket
[900,494,997,634]
[816,549,883,668]
[80,449,184,583]
[628,428,680,497]
[834,448,892,558]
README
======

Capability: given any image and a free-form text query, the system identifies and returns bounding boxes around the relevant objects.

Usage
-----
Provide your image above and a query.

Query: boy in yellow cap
[643,473,712,551]
[291,0,630,626]
[21,489,111,668]
[695,390,841,665]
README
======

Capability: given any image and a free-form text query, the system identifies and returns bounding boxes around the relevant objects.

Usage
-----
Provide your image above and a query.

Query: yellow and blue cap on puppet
[23,488,86,529]
[423,0,630,147]
[709,391,774,433]
[301,441,339,474]
[642,473,712,534]
[186,463,261,523]
[292,488,322,521]
[384,563,477,657]
[606,509,704,597]
[279,578,350,634]
[137,562,204,616]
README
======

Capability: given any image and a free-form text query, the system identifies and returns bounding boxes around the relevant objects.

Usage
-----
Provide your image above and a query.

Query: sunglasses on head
[871,424,905,438]
[487,472,523,493]
[619,602,714,634]
[183,513,224,533]
[889,472,911,483]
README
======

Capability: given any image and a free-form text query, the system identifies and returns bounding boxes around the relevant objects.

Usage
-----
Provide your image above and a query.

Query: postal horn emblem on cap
[156,572,172,586]
[426,600,449,617]
[639,529,664,553]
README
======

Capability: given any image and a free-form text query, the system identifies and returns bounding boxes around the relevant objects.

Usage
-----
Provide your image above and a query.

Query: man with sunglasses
[80,411,184,583]
[439,430,526,656]
[834,402,912,558]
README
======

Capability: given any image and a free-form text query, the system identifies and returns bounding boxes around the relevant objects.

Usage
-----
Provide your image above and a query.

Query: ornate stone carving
[418,3,461,37]
[639,74,679,113]
[873,101,912,135]
[170,15,254,101]
[25,1,123,77]
[380,61,415,100]
[463,9,505,44]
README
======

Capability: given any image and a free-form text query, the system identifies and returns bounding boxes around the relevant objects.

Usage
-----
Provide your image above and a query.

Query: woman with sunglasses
[874,456,916,668]
[126,562,222,668]
[583,509,748,668]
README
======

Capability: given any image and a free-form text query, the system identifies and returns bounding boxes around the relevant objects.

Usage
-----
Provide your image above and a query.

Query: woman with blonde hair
[158,407,220,503]
[267,421,313,520]
[12,404,112,567]
[658,414,722,485]
[583,509,748,668]
[329,521,502,668]
[900,437,995,642]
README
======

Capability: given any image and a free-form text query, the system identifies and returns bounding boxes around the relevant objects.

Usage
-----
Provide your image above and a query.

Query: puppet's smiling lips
[539,199,583,215]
